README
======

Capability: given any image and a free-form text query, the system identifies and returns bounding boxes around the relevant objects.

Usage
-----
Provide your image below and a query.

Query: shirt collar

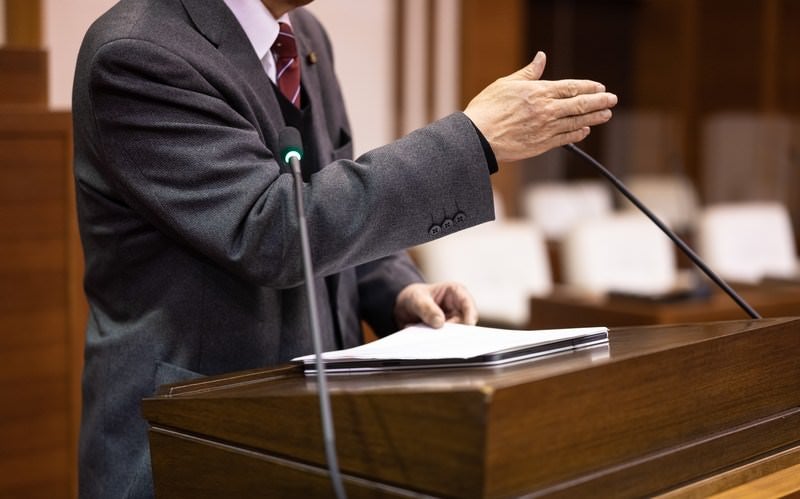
[222,0,291,80]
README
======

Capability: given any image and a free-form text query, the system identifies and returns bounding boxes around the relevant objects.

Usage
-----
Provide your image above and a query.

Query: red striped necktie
[272,22,301,109]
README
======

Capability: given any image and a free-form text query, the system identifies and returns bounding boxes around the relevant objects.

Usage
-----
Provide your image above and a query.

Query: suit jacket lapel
[290,11,331,165]
[292,14,322,112]
[180,0,284,145]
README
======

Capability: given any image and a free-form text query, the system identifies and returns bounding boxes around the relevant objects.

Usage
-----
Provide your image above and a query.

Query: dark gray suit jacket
[72,0,494,497]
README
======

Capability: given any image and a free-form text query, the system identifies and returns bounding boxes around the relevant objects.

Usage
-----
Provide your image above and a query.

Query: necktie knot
[272,22,301,108]
[273,22,298,59]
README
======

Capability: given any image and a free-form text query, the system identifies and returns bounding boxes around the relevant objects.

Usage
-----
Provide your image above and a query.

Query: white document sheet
[292,323,608,363]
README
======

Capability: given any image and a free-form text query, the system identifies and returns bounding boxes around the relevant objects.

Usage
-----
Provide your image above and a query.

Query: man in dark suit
[72,0,616,496]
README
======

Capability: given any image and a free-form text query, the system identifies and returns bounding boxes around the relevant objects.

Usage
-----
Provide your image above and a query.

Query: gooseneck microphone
[278,127,347,499]
[563,143,761,320]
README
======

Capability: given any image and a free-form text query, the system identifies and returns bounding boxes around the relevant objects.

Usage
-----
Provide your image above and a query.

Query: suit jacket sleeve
[81,37,495,290]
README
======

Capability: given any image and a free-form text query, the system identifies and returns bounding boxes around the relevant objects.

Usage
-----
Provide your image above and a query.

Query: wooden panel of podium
[143,318,800,498]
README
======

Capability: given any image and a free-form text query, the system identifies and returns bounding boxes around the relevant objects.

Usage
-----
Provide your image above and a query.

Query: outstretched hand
[394,282,478,329]
[463,51,618,162]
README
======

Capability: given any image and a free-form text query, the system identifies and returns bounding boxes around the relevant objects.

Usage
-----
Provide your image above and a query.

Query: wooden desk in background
[144,318,800,498]
[528,284,800,330]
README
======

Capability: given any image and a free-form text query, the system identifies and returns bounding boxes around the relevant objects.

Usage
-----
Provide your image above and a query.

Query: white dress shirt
[221,0,292,83]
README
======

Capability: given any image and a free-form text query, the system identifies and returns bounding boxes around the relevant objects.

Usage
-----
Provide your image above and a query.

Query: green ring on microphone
[282,147,303,164]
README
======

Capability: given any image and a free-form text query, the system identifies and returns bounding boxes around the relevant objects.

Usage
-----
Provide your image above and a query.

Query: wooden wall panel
[0,49,48,106]
[632,0,688,110]
[776,1,800,112]
[460,0,525,216]
[526,0,639,180]
[5,0,42,49]
[695,0,763,112]
[0,449,69,499]
[775,2,800,245]
[0,110,81,499]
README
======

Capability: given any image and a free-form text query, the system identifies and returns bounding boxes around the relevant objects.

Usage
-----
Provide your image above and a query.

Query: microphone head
[278,127,304,165]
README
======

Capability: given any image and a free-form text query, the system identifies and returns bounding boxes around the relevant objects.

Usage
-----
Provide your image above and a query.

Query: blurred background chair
[521,181,613,241]
[702,113,793,204]
[618,174,700,234]
[561,213,678,296]
[696,202,799,284]
[492,192,506,222]
[413,221,552,327]
[602,110,684,177]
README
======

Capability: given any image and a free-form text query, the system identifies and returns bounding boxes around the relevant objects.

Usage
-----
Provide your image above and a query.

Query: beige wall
[43,0,116,109]
[306,0,397,155]
[311,0,460,154]
[42,0,398,157]
[42,0,460,155]
[397,0,460,135]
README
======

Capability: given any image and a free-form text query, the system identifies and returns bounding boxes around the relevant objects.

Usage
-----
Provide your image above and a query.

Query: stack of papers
[292,323,608,374]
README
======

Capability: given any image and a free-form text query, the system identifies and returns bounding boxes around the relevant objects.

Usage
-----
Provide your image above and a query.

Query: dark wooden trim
[425,0,436,123]
[660,443,800,497]
[762,0,780,112]
[5,0,42,49]
[679,0,700,202]
[393,0,405,139]
[0,48,48,106]
[459,0,525,217]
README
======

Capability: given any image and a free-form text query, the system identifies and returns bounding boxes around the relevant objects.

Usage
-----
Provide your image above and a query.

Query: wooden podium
[143,318,800,498]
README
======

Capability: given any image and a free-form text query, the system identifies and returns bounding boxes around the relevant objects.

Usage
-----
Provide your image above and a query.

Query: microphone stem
[290,159,348,499]
[563,143,761,320]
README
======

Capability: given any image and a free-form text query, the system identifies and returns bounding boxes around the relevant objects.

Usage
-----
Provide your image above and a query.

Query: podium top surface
[150,317,790,400]
[143,317,800,498]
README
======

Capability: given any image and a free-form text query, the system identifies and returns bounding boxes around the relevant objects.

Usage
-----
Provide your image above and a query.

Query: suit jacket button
[442,218,453,230]
[429,224,442,236]
[454,212,466,223]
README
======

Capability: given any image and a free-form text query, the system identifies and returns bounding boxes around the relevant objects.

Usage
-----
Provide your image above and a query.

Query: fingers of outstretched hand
[540,79,606,99]
[548,92,618,119]
[544,127,592,150]
[550,108,614,137]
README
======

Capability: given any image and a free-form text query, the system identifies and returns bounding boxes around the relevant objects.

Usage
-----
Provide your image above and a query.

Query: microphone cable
[563,143,761,320]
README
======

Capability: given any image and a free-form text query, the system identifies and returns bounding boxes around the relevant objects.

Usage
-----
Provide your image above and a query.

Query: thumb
[509,51,546,81]
[414,293,446,329]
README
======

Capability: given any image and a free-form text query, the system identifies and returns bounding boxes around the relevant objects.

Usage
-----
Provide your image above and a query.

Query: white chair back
[522,181,613,240]
[697,202,798,283]
[562,213,677,295]
[414,221,552,326]
[621,174,700,233]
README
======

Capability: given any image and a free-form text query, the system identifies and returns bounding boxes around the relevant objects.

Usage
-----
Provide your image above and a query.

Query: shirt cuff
[468,119,499,175]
